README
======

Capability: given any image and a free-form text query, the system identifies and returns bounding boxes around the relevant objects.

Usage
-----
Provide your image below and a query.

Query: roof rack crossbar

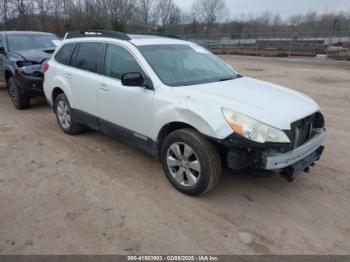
[65,30,131,41]
[133,32,183,40]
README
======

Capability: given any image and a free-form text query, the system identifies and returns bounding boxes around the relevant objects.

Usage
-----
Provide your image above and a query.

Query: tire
[161,128,222,196]
[54,93,83,135]
[8,77,30,109]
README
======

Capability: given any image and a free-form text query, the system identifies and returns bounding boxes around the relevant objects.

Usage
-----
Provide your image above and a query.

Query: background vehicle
[44,31,326,195]
[0,31,60,109]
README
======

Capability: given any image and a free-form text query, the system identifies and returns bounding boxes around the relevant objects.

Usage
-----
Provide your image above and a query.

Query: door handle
[99,83,110,92]
[65,73,72,79]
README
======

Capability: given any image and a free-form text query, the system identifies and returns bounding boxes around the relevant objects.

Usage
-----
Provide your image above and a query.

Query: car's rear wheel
[8,77,30,109]
[161,128,222,196]
[54,93,83,135]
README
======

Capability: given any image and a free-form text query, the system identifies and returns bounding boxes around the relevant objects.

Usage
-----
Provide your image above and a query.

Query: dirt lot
[0,56,349,255]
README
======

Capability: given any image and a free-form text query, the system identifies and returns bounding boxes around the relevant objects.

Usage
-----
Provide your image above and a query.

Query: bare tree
[0,0,13,29]
[61,0,70,21]
[136,0,158,30]
[156,0,181,30]
[1,0,350,37]
[14,0,27,28]
[109,0,135,30]
[257,11,274,26]
[34,0,48,30]
[49,0,64,33]
[192,0,227,24]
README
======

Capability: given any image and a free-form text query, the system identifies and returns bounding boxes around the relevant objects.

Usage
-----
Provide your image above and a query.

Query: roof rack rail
[65,30,131,41]
[133,32,183,40]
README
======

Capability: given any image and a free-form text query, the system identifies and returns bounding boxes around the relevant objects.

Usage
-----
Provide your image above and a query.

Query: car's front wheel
[54,93,83,135]
[8,77,30,109]
[161,128,222,196]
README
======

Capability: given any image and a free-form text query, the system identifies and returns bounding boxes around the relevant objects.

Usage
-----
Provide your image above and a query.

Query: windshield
[7,34,59,51]
[138,44,238,86]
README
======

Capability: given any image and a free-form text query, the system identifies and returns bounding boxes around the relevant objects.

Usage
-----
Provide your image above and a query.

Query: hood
[173,77,320,130]
[10,49,54,64]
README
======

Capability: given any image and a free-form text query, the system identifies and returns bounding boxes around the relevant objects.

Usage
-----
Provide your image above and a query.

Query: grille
[292,112,324,148]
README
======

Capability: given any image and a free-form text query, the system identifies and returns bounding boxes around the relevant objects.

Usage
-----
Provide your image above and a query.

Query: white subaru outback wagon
[44,31,326,195]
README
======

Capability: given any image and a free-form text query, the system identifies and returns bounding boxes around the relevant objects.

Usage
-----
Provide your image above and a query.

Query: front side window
[75,42,103,73]
[55,43,76,65]
[138,44,238,87]
[104,44,143,80]
[7,34,59,51]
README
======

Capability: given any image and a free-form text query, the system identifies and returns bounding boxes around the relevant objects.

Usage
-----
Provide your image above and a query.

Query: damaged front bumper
[13,74,44,97]
[220,128,326,181]
[281,146,324,182]
[264,130,325,170]
[263,129,325,181]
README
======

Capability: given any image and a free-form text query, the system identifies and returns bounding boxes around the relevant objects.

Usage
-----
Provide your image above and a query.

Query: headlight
[222,108,290,143]
[16,61,34,67]
[17,64,42,75]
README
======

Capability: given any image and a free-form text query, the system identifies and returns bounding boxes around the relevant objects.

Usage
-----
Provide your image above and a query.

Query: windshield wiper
[219,77,235,82]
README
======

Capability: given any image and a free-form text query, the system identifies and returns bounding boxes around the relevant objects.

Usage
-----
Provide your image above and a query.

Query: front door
[97,43,155,141]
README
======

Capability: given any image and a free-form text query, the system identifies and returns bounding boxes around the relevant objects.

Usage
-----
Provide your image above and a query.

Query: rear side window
[0,34,5,51]
[55,43,76,65]
[75,42,103,73]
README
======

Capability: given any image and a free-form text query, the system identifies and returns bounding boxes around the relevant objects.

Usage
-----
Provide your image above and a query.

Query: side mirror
[0,46,5,54]
[121,72,154,90]
[121,72,145,87]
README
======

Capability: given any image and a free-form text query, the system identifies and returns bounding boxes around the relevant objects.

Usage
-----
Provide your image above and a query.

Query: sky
[174,0,350,19]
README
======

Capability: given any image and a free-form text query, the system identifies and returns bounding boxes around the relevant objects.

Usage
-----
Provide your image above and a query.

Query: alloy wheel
[57,100,71,130]
[166,142,201,187]
[8,80,18,105]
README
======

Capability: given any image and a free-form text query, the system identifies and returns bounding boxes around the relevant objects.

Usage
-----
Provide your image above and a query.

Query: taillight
[43,63,49,73]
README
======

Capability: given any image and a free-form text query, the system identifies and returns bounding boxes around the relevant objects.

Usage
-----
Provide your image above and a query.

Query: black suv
[0,31,60,109]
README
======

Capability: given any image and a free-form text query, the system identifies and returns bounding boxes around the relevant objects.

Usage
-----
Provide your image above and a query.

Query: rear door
[68,41,104,119]
[0,33,5,83]
[46,42,77,103]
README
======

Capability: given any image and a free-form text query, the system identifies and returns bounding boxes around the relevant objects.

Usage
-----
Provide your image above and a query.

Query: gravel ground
[0,56,349,255]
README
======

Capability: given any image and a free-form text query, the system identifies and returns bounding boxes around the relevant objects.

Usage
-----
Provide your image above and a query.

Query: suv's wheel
[54,93,83,135]
[8,77,30,109]
[161,128,222,196]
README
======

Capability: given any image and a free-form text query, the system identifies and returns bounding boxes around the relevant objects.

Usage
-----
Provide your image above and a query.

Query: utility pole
[289,22,299,58]
[256,32,258,57]
[327,19,339,59]
[329,19,339,48]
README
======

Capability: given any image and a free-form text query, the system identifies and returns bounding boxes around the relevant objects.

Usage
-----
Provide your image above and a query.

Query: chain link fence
[180,31,350,59]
